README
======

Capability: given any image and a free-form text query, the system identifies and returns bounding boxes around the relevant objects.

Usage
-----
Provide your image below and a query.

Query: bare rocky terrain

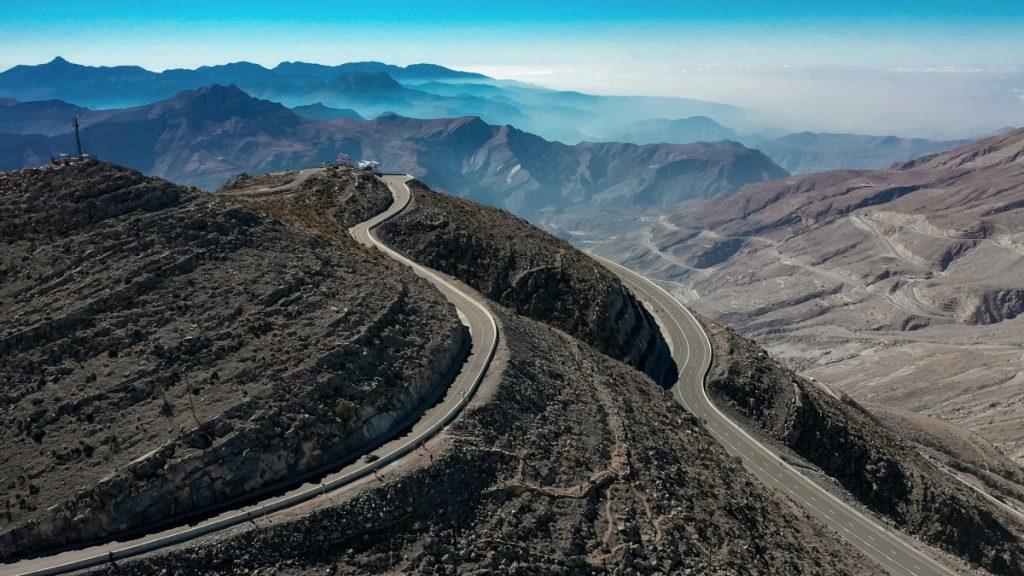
[0,162,468,559]
[575,128,1024,467]
[220,165,395,231]
[703,320,1024,575]
[80,312,879,576]
[0,161,886,574]
[6,158,1018,574]
[378,181,674,384]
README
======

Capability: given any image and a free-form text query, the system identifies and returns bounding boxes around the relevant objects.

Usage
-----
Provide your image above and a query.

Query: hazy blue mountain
[756,132,972,173]
[0,132,62,171]
[0,58,746,145]
[291,103,363,121]
[0,98,91,136]
[0,85,785,215]
[0,57,166,107]
[0,57,489,110]
[609,116,740,144]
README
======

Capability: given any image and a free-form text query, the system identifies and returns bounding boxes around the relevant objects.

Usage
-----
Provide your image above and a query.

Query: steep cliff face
[703,321,1024,576]
[0,162,467,558]
[379,180,675,385]
[960,287,1024,325]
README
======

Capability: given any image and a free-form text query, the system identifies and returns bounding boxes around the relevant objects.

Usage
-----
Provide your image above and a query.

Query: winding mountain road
[1,173,498,576]
[597,256,962,576]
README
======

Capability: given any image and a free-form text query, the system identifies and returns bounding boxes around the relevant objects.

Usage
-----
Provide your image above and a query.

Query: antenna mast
[73,116,83,158]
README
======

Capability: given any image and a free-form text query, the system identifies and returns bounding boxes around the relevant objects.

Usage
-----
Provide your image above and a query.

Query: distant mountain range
[608,116,741,145]
[603,116,979,174]
[595,113,983,174]
[0,57,745,143]
[290,103,363,121]
[0,85,787,215]
[1,57,996,175]
[754,132,972,173]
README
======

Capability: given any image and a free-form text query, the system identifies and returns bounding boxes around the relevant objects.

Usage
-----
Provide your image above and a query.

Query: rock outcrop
[960,287,1024,325]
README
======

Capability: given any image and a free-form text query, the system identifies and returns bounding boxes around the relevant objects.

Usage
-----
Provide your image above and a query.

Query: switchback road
[2,173,498,576]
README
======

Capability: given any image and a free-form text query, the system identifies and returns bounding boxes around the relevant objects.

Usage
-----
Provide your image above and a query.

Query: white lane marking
[599,258,955,576]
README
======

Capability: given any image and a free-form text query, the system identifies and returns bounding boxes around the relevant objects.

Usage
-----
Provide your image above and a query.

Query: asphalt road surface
[597,256,962,576]
[2,173,498,576]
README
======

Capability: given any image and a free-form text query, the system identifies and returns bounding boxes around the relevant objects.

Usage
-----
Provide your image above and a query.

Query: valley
[569,129,1024,473]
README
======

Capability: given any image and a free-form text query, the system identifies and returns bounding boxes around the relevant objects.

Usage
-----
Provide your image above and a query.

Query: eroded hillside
[0,162,467,559]
[585,127,1024,465]
[704,320,1024,575]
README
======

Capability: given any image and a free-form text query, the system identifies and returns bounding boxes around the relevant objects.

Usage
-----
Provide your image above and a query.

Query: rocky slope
[0,162,468,559]
[82,312,878,576]
[220,165,394,231]
[584,127,1024,465]
[0,86,787,214]
[704,321,1024,575]
[378,180,674,385]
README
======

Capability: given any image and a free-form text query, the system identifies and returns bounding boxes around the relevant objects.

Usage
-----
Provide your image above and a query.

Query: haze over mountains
[0,56,996,173]
[755,132,973,174]
[0,57,744,144]
[0,85,787,214]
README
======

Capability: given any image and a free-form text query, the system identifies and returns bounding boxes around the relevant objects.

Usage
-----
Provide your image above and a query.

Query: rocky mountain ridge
[0,85,787,215]
[73,266,879,576]
[377,180,675,385]
[0,160,889,574]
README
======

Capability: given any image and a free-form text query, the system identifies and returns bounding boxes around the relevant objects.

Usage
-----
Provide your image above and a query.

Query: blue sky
[4,1,1024,75]
[3,1,1023,136]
